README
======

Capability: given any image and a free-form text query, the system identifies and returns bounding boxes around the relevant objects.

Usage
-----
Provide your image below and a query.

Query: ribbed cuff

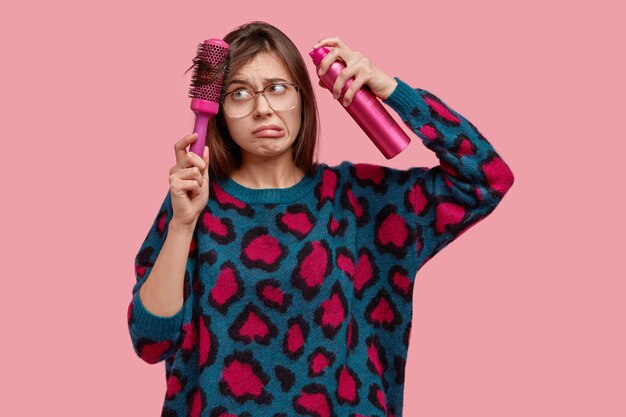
[130,291,183,341]
[383,77,430,126]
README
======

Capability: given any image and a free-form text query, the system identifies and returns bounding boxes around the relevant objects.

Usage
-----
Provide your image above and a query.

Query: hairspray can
[309,46,410,159]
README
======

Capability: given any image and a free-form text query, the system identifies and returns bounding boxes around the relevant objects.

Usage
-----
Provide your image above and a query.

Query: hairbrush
[187,38,230,155]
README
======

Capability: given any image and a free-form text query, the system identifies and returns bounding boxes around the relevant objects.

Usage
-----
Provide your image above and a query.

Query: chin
[256,142,294,156]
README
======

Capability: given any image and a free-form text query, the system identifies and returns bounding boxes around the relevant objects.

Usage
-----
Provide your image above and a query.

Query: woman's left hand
[312,37,398,107]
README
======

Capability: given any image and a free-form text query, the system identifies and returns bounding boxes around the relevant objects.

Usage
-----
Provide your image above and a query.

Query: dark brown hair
[202,21,320,181]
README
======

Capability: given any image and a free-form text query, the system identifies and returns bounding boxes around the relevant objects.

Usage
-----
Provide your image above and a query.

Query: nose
[253,93,274,117]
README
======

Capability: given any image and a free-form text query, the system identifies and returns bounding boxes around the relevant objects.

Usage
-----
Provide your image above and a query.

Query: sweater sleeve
[127,191,188,364]
[367,77,515,270]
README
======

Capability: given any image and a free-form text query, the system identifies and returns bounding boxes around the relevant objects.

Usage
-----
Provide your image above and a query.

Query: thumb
[203,146,209,178]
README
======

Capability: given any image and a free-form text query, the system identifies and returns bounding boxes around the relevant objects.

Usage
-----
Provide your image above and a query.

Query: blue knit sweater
[128,77,514,417]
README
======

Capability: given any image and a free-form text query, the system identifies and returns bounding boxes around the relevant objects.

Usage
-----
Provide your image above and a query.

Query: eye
[231,89,252,100]
[267,84,287,94]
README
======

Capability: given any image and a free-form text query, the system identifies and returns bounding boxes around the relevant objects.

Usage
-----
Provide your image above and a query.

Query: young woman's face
[223,52,302,163]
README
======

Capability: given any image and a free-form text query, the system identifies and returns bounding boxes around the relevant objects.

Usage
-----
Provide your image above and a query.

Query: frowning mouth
[253,124,283,134]
[253,128,285,138]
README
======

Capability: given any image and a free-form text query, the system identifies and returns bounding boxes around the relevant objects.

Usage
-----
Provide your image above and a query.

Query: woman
[128,21,514,417]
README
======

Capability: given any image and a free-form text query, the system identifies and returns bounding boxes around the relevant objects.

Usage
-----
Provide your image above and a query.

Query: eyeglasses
[222,83,300,118]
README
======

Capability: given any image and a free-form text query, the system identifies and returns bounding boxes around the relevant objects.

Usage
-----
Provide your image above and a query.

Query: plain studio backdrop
[1,0,624,415]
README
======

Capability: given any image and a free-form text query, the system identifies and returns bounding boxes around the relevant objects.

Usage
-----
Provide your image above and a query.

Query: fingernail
[318,69,323,76]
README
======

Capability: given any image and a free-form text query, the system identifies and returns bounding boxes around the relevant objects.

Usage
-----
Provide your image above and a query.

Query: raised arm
[381,77,515,265]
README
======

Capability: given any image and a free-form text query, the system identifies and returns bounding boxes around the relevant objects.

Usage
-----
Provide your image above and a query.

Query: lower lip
[253,129,284,138]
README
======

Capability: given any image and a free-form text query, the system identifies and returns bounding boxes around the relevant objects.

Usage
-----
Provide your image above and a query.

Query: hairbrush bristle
[188,41,230,103]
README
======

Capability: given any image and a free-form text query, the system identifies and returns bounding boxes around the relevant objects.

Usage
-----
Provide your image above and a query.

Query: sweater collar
[216,163,325,204]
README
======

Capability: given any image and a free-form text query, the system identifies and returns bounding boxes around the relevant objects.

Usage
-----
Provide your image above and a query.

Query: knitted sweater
[127,77,514,417]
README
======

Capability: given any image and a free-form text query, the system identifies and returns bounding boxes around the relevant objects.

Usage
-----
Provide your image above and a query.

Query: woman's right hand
[169,133,210,228]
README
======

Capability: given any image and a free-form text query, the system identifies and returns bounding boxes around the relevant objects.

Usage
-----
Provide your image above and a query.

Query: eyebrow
[226,77,290,88]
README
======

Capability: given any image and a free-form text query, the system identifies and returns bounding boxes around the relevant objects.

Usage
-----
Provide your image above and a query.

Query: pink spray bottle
[309,46,410,159]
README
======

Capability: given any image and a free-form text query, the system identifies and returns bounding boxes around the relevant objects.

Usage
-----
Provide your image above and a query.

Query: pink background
[2,0,624,415]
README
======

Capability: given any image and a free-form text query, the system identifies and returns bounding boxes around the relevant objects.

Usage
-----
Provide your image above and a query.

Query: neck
[231,152,304,189]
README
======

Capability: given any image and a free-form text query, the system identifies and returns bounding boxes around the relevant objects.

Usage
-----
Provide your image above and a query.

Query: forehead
[227,52,293,86]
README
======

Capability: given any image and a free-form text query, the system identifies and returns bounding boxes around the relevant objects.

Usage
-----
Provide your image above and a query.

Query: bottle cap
[309,46,330,66]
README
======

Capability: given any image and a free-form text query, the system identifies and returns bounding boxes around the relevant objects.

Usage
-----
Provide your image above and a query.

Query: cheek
[284,117,300,141]
[290,105,303,135]
[225,121,246,144]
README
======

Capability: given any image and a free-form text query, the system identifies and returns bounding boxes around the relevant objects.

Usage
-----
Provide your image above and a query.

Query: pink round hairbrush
[187,38,230,155]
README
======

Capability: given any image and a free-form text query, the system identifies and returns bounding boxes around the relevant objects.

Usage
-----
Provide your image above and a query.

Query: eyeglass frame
[222,82,301,118]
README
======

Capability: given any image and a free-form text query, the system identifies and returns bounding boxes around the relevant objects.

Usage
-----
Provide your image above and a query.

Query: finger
[313,36,346,49]
[331,62,360,100]
[188,181,201,199]
[318,46,361,79]
[317,47,345,78]
[202,146,209,179]
[171,178,201,197]
[341,73,368,107]
[174,133,198,164]
[173,167,203,187]
[182,149,207,172]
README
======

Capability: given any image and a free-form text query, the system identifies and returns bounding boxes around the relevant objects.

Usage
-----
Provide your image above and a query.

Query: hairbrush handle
[188,38,230,155]
[189,99,219,155]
